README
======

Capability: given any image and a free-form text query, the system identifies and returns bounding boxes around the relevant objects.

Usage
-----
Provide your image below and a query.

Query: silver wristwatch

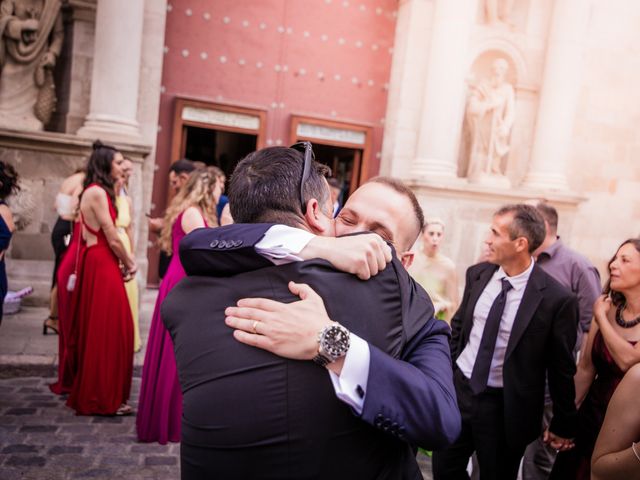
[312,324,351,367]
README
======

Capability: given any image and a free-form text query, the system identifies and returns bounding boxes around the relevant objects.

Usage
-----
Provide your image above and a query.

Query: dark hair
[535,201,559,234]
[0,162,20,200]
[367,176,425,248]
[229,146,331,226]
[604,238,640,307]
[83,140,119,209]
[327,178,341,189]
[494,204,546,253]
[169,158,196,175]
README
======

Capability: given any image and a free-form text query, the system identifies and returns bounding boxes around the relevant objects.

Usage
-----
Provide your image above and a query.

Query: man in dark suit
[162,145,460,479]
[432,204,579,480]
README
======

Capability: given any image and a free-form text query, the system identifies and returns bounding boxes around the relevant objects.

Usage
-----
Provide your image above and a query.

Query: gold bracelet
[632,442,640,463]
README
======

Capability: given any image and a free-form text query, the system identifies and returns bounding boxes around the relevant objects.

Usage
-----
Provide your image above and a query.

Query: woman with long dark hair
[66,140,137,416]
[0,161,19,325]
[551,238,640,479]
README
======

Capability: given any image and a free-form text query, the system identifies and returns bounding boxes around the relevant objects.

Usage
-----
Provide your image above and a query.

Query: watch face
[322,325,350,358]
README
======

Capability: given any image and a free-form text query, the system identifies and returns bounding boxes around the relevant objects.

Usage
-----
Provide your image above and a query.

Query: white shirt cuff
[328,334,370,415]
[255,225,315,265]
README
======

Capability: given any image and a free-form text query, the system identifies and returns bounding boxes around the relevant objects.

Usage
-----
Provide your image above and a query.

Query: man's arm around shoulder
[179,223,276,276]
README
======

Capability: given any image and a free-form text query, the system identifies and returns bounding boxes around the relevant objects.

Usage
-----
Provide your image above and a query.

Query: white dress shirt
[255,225,370,414]
[456,259,534,388]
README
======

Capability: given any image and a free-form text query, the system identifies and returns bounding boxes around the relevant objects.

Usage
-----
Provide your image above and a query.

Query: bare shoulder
[80,186,108,213]
[0,204,15,231]
[624,363,640,383]
[182,206,203,221]
[83,184,106,200]
[181,206,206,233]
[440,255,457,272]
[61,172,85,193]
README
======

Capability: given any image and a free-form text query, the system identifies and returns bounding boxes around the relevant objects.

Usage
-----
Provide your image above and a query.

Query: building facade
[1,0,639,299]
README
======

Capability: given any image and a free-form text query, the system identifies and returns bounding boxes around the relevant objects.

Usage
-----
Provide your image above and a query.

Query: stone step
[5,258,54,307]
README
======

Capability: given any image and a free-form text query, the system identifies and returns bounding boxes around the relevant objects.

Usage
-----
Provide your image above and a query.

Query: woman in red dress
[66,140,137,416]
[551,239,640,479]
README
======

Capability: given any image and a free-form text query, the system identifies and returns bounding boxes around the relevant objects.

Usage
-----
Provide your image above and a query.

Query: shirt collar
[495,258,535,292]
[538,236,563,260]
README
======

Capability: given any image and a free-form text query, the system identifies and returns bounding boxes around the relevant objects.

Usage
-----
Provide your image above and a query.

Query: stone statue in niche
[485,0,515,25]
[0,0,64,131]
[464,58,515,186]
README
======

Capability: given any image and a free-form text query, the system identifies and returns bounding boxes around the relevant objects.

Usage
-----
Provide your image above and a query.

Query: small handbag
[66,223,81,292]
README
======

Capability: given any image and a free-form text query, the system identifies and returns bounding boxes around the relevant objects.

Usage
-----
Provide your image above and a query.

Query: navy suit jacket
[165,224,460,479]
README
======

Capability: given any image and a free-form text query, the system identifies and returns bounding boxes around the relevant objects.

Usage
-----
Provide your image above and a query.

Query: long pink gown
[136,212,205,443]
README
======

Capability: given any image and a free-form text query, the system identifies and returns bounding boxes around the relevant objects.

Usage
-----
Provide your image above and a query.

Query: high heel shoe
[115,403,133,416]
[43,316,59,335]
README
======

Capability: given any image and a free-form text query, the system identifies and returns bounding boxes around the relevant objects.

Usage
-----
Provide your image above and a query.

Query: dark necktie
[469,278,513,395]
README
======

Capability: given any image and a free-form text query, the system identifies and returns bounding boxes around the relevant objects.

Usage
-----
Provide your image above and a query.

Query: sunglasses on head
[289,141,315,214]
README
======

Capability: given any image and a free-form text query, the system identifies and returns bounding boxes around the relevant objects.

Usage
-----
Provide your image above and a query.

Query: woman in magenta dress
[551,238,640,479]
[137,167,222,443]
[66,141,137,416]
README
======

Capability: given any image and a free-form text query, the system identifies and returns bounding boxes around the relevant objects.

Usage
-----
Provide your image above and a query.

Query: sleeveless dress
[550,330,637,479]
[66,185,134,415]
[0,202,12,323]
[116,192,141,352]
[410,253,457,322]
[50,220,84,395]
[137,211,207,443]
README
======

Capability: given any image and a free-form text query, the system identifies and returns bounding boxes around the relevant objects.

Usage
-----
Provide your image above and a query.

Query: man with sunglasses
[163,144,459,479]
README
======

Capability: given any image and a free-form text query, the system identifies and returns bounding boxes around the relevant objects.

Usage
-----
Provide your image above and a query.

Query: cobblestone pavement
[0,376,179,480]
[0,290,433,479]
[0,374,433,479]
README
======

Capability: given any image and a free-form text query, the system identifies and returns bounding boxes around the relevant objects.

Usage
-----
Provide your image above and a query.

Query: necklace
[615,303,640,328]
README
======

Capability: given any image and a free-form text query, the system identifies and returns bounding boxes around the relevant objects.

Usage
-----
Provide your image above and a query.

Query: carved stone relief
[484,0,515,26]
[0,0,64,131]
[461,55,516,187]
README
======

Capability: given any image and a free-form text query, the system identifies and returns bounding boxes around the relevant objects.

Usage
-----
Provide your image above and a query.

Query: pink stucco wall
[153,0,398,214]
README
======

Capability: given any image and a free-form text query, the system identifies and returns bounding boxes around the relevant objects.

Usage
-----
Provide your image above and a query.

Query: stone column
[411,0,479,180]
[522,0,588,191]
[77,0,145,142]
[379,0,432,179]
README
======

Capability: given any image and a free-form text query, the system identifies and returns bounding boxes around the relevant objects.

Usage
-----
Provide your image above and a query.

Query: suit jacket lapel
[505,264,545,360]
[461,264,498,346]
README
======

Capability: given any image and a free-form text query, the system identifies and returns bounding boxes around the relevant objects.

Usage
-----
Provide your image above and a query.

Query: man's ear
[515,237,529,254]
[304,198,330,235]
[399,250,415,270]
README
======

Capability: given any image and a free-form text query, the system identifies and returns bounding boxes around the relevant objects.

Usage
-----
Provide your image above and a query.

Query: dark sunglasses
[290,141,314,214]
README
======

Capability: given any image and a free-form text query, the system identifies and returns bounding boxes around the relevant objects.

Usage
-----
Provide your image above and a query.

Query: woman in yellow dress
[409,218,459,323]
[115,159,141,352]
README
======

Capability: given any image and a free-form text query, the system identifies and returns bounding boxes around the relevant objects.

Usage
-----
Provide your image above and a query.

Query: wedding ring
[252,321,259,334]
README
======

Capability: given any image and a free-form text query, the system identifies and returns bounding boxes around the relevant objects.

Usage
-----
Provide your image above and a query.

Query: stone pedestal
[0,129,150,304]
